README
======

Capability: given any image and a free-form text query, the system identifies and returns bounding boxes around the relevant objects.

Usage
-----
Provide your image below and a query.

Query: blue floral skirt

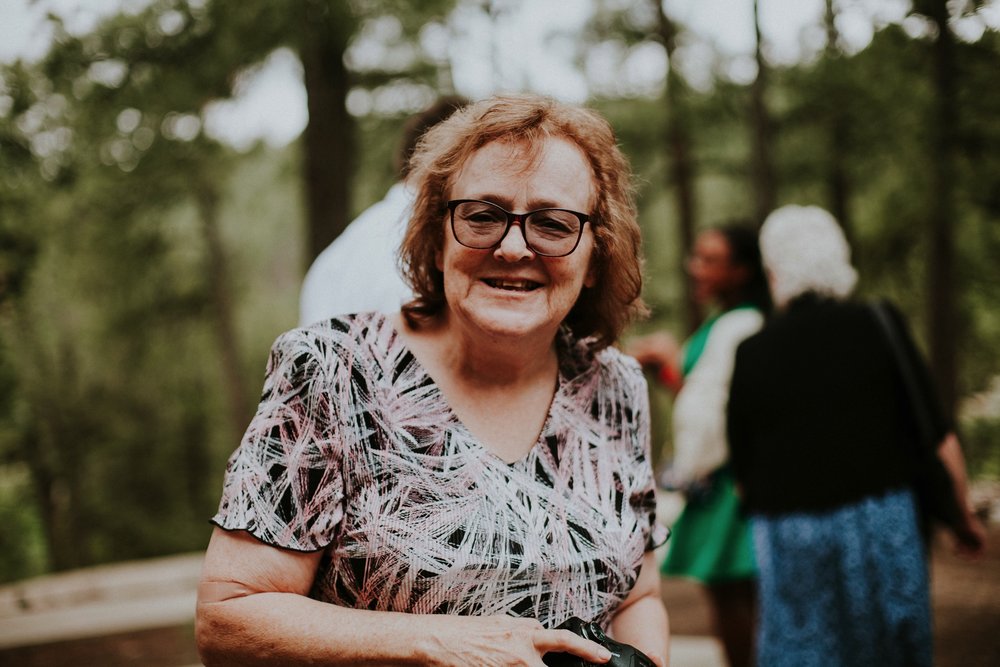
[752,488,931,667]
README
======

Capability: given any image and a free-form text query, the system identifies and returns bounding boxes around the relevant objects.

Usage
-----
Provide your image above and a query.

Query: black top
[727,294,950,515]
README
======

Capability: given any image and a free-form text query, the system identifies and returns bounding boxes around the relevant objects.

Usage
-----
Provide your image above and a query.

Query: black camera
[542,616,656,667]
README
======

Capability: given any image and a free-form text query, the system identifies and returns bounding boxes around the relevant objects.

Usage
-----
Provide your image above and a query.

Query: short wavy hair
[399,94,646,348]
[759,205,858,308]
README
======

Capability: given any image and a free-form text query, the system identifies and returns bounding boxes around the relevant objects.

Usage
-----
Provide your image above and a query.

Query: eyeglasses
[446,199,592,257]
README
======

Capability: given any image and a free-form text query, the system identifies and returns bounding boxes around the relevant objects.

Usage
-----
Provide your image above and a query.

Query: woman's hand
[626,332,680,369]
[937,433,987,559]
[951,510,987,559]
[626,332,683,392]
[417,615,612,667]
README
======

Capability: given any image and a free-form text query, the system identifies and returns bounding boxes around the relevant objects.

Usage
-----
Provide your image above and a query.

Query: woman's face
[436,136,597,344]
[686,230,745,306]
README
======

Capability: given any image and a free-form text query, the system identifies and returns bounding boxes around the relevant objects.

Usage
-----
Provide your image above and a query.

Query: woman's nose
[493,221,535,261]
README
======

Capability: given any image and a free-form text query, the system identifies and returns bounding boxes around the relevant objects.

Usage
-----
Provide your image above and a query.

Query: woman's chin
[459,304,557,343]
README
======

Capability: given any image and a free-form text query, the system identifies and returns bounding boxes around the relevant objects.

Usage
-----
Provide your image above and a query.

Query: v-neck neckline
[379,312,567,467]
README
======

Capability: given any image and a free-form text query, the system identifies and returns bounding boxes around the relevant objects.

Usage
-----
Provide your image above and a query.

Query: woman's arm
[625,332,683,393]
[196,528,615,666]
[607,551,670,667]
[937,433,987,557]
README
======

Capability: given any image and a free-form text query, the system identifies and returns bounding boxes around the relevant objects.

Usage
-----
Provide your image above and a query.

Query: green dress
[660,311,757,583]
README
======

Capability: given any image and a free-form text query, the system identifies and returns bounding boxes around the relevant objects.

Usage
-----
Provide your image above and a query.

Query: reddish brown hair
[400,94,646,348]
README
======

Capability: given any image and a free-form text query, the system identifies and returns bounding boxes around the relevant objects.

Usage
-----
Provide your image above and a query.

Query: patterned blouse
[212,312,663,628]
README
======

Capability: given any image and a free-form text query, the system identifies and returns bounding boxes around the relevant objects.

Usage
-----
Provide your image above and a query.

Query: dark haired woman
[629,224,770,667]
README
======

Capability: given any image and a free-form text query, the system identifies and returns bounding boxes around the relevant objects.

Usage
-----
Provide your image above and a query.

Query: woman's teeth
[485,279,539,291]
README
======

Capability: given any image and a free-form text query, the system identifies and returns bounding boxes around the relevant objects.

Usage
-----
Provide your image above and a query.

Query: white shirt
[299,182,415,325]
[670,308,765,484]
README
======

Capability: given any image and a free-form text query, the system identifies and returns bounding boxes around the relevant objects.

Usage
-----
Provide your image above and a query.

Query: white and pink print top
[212,312,663,628]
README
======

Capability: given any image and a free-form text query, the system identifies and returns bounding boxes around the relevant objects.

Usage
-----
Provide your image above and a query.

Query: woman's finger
[533,628,612,664]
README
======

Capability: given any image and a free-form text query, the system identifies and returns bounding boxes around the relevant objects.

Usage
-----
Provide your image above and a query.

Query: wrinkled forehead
[453,138,544,183]
[448,136,596,207]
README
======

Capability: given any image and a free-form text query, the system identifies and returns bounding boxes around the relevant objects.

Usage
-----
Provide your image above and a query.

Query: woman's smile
[482,278,540,291]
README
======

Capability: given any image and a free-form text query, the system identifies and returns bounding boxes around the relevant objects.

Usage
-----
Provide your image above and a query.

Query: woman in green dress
[629,223,770,667]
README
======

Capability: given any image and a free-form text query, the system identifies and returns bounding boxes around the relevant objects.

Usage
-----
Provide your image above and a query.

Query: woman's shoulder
[595,343,643,376]
[292,311,392,341]
[593,345,648,400]
[784,296,878,330]
[742,297,873,351]
[715,306,765,332]
[560,330,645,387]
[701,307,765,353]
[269,312,398,370]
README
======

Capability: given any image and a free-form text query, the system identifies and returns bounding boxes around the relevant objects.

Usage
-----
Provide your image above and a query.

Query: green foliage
[962,417,1000,480]
[1,0,999,582]
[0,0,463,581]
[0,465,47,580]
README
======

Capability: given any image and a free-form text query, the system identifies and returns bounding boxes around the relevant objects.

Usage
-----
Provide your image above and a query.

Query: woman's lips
[482,278,541,292]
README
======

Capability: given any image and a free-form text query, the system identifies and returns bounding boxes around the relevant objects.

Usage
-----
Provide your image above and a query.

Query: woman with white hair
[726,205,985,667]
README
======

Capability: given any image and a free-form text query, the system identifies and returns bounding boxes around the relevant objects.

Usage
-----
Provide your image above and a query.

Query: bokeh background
[1,0,999,587]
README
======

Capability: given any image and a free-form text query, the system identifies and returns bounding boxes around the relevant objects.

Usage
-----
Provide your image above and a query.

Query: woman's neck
[391,311,560,463]
[393,312,559,388]
[716,291,746,311]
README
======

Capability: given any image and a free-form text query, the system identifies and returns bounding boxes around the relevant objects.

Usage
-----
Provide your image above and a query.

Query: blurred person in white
[298,95,468,325]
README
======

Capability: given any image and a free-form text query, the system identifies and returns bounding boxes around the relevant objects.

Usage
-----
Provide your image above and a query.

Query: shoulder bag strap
[869,300,937,455]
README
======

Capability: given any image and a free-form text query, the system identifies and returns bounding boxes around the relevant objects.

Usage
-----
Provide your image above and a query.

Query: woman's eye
[531,216,575,236]
[467,212,504,225]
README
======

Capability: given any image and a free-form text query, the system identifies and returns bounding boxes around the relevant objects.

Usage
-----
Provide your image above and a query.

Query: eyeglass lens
[451,200,584,256]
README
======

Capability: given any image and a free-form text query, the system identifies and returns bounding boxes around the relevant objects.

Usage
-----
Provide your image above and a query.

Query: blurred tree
[299,0,356,265]
[587,0,702,331]
[821,0,853,239]
[652,0,701,332]
[915,0,962,414]
[586,1,999,477]
[297,0,457,264]
[2,0,998,581]
[749,0,776,227]
[0,0,459,577]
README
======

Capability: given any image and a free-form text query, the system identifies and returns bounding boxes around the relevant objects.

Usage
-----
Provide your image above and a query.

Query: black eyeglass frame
[445,199,593,258]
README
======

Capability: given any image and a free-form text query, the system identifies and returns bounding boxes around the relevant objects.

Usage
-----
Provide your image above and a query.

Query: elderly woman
[196,95,670,666]
[726,205,985,667]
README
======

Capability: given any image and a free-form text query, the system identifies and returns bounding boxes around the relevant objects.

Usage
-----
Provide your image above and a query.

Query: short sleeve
[211,328,346,552]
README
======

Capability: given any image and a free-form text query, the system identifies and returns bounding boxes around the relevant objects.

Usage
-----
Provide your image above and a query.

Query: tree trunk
[21,420,63,571]
[925,0,959,414]
[299,0,355,267]
[750,0,777,227]
[19,329,85,571]
[195,182,253,441]
[824,0,852,240]
[654,1,700,332]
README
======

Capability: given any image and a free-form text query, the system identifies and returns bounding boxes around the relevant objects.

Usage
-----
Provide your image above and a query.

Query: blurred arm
[937,432,987,557]
[626,332,683,393]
